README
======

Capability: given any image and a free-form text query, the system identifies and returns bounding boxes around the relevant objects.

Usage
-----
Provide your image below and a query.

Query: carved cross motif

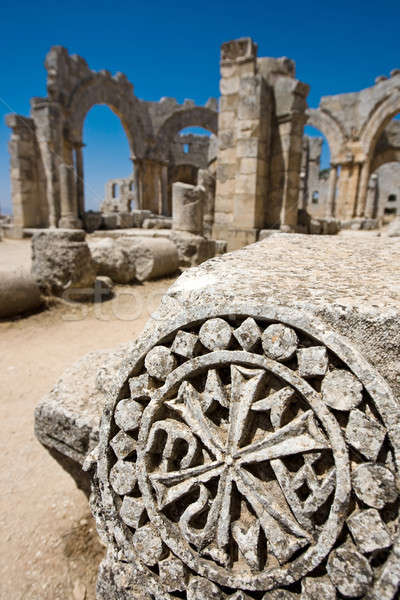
[146,365,331,568]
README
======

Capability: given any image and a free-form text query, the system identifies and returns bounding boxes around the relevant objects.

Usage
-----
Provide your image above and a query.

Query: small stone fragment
[114,398,143,432]
[228,592,253,600]
[347,509,392,553]
[132,524,165,566]
[171,330,200,358]
[261,324,298,361]
[297,346,328,378]
[321,369,362,411]
[110,431,136,459]
[327,546,373,597]
[158,555,188,591]
[109,460,137,495]
[345,409,386,460]
[128,373,150,399]
[187,576,222,599]
[144,346,177,380]
[199,318,232,350]
[352,463,398,509]
[120,496,146,529]
[233,317,261,351]
[301,576,336,599]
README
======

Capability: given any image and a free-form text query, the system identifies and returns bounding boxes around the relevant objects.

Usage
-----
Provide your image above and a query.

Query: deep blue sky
[0,0,399,213]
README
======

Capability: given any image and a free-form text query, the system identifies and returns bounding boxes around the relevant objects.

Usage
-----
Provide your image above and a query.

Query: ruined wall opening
[82,105,133,216]
[369,161,400,222]
[367,112,400,221]
[167,126,214,215]
[301,125,333,218]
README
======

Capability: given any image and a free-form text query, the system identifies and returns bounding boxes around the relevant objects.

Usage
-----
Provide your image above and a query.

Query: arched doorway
[82,105,134,220]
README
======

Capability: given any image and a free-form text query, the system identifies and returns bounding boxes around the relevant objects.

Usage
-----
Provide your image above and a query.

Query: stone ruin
[4,35,399,596]
[35,233,400,598]
[5,37,400,249]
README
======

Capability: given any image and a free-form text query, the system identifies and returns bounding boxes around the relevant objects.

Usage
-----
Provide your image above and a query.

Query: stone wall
[101,177,136,213]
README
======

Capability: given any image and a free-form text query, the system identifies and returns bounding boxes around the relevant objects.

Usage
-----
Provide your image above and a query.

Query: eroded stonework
[93,309,400,599]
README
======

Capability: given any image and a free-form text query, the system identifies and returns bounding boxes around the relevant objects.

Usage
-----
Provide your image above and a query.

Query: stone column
[140,160,164,214]
[326,165,338,217]
[356,160,371,218]
[279,113,308,230]
[74,142,85,220]
[161,164,169,216]
[335,160,361,220]
[132,158,142,210]
[58,162,82,229]
[365,173,378,218]
[172,182,204,235]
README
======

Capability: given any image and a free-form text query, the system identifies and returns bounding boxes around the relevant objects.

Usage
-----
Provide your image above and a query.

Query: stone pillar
[161,164,169,215]
[31,98,63,228]
[335,160,361,220]
[233,74,271,232]
[74,142,85,220]
[365,173,378,218]
[58,162,82,229]
[140,160,164,214]
[356,160,371,218]
[197,169,216,236]
[213,38,260,249]
[326,165,338,217]
[132,158,142,210]
[279,113,308,230]
[172,182,204,235]
[5,114,48,230]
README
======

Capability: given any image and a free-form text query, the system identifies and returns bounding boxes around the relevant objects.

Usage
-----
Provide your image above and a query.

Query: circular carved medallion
[97,309,400,599]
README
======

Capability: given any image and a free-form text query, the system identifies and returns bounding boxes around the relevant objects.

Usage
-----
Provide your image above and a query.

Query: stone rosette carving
[94,307,400,599]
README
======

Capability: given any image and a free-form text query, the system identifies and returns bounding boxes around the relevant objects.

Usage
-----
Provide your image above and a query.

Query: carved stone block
[90,307,400,599]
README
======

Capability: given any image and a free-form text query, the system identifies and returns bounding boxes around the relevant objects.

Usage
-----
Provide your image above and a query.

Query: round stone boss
[96,305,400,598]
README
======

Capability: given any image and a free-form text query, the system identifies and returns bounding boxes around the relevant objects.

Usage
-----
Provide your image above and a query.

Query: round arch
[306,108,345,164]
[155,107,218,159]
[360,90,400,159]
[67,75,151,159]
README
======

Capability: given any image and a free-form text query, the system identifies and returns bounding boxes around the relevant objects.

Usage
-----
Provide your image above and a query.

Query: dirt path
[0,268,176,599]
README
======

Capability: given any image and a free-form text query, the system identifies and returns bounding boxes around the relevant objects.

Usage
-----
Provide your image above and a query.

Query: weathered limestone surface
[64,233,400,599]
[35,344,133,495]
[31,229,96,294]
